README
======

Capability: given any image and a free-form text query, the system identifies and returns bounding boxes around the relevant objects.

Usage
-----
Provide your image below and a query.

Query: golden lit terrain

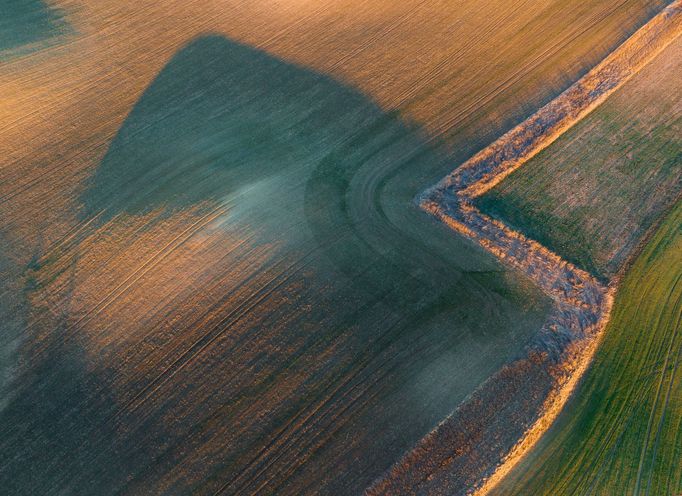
[0,1,677,494]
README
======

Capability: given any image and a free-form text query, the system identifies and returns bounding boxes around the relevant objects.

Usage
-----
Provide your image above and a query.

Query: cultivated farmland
[389,5,681,491]
[0,1,677,495]
[3,37,555,496]
[477,36,682,281]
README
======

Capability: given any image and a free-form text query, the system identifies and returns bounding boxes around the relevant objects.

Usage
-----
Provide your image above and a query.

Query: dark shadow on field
[0,330,133,494]
[0,229,27,413]
[0,256,149,495]
[82,34,384,221]
[0,0,68,56]
[0,34,553,495]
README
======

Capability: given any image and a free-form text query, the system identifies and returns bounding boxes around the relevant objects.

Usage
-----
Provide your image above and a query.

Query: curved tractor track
[369,2,682,495]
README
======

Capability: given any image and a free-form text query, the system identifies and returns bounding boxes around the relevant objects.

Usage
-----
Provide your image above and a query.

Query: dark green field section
[492,200,682,496]
[0,36,550,495]
[0,0,67,56]
[477,38,682,281]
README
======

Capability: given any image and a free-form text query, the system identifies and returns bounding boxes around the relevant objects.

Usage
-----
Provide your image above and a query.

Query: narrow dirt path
[368,2,682,494]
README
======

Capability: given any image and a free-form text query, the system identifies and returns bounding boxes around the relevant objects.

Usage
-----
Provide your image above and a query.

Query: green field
[477,37,682,281]
[492,200,681,495]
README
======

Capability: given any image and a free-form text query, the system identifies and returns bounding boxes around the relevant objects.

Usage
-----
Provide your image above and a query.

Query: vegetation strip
[493,202,682,495]
[368,2,682,494]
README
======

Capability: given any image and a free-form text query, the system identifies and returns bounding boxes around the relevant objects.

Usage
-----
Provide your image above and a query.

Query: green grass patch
[492,200,682,495]
[477,38,682,281]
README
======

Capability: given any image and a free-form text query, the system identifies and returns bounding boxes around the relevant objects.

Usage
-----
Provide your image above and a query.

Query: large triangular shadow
[79,34,471,298]
[81,34,394,221]
[2,34,549,496]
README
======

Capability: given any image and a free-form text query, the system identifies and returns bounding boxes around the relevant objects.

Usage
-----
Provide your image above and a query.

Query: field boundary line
[367,1,682,494]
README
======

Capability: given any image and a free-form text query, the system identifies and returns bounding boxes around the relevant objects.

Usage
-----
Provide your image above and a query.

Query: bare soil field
[0,0,673,494]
